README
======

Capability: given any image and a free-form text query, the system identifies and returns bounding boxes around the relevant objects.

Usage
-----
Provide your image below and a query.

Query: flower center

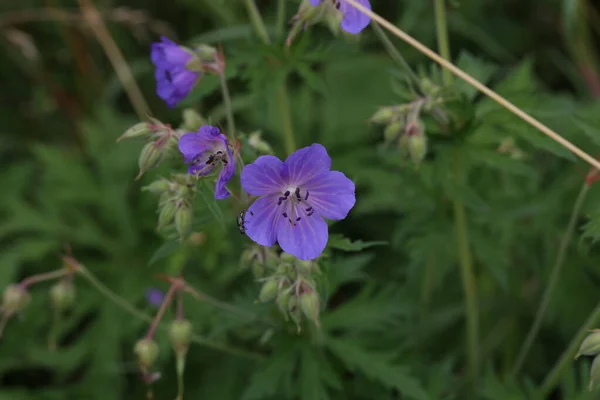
[277,187,315,227]
[190,149,228,177]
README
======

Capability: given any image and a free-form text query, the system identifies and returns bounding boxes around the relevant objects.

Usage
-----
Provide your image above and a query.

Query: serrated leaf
[327,234,387,252]
[327,338,428,400]
[242,347,298,400]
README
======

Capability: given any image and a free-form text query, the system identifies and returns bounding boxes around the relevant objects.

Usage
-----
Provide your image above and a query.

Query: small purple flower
[145,288,165,307]
[178,125,235,199]
[151,37,200,108]
[241,144,355,260]
[310,0,371,34]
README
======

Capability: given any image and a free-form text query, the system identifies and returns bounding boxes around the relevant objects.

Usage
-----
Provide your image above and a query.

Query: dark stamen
[307,210,314,216]
[305,191,310,200]
[288,218,294,225]
[282,212,288,218]
[250,211,254,216]
[284,190,290,197]
[296,217,301,222]
[306,207,313,212]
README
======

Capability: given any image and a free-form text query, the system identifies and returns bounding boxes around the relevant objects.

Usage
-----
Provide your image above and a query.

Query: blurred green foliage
[4,0,600,399]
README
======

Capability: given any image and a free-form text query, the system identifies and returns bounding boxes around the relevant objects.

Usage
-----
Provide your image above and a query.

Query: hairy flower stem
[277,84,297,155]
[243,0,296,155]
[276,0,286,37]
[243,0,271,44]
[513,183,589,376]
[77,266,264,360]
[219,72,236,138]
[434,0,478,393]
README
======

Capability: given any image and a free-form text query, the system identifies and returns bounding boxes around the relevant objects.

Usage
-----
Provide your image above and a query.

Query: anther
[282,212,288,218]
[295,188,301,200]
[284,190,290,197]
[305,191,309,200]
[306,207,313,212]
[307,210,314,216]
[296,217,301,222]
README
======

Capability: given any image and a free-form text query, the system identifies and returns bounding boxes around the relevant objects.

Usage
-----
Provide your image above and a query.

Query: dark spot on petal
[250,211,254,216]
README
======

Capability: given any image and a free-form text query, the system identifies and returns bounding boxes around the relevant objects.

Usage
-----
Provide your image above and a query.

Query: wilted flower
[145,288,165,307]
[241,144,355,260]
[310,0,371,34]
[178,125,235,199]
[151,37,200,107]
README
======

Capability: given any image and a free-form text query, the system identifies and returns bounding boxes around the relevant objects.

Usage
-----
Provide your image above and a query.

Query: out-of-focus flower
[145,288,165,307]
[309,0,371,34]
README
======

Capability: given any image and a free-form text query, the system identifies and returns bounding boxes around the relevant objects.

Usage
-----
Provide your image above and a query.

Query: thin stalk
[243,0,271,44]
[77,0,149,119]
[19,269,68,289]
[219,72,236,137]
[145,284,177,339]
[512,183,589,375]
[342,0,600,171]
[277,84,296,155]
[276,0,286,38]
[434,0,453,84]
[183,285,261,322]
[541,301,600,394]
[371,21,420,87]
[435,0,478,392]
[77,266,264,360]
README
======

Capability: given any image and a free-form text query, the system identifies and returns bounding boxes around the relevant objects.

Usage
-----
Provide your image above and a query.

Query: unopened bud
[137,142,163,179]
[371,107,396,124]
[134,338,159,370]
[288,295,302,332]
[50,280,75,312]
[175,205,193,239]
[181,109,206,131]
[300,291,320,326]
[252,262,265,279]
[258,279,278,303]
[158,201,177,229]
[407,133,427,165]
[117,122,151,142]
[185,56,204,73]
[248,132,274,155]
[280,253,295,263]
[591,354,600,391]
[296,260,313,275]
[577,330,600,359]
[143,179,172,194]
[384,121,404,143]
[169,319,193,352]
[276,289,292,319]
[195,44,217,60]
[2,285,30,315]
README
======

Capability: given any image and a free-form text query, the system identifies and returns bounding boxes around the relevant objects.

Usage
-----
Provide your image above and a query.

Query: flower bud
[117,122,151,142]
[288,295,302,332]
[143,179,172,195]
[134,338,159,370]
[258,279,278,303]
[300,291,321,327]
[590,354,600,391]
[185,56,204,73]
[370,107,396,124]
[158,201,177,229]
[195,44,217,60]
[384,121,404,143]
[280,253,295,263]
[248,132,274,155]
[175,205,193,239]
[181,109,206,131]
[577,330,600,359]
[49,280,75,312]
[137,142,163,179]
[407,133,427,166]
[169,319,193,353]
[276,289,292,320]
[2,285,30,316]
[252,262,265,279]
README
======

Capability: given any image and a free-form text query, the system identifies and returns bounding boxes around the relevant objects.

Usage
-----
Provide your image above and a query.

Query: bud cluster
[254,252,323,331]
[143,173,197,240]
[117,116,181,179]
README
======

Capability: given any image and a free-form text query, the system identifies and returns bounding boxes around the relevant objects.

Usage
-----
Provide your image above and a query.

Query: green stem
[542,301,600,394]
[19,269,68,289]
[243,0,271,44]
[276,0,286,38]
[513,183,589,376]
[434,0,453,85]
[77,266,264,360]
[371,21,421,87]
[276,84,296,155]
[219,72,236,138]
[436,0,477,393]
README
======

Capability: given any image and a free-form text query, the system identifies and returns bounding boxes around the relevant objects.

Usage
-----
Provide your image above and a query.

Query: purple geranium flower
[178,125,235,199]
[145,288,165,307]
[151,37,200,108]
[241,144,355,260]
[310,0,371,34]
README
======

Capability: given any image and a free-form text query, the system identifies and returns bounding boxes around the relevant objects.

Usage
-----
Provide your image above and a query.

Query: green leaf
[242,347,298,400]
[148,240,180,266]
[327,338,428,400]
[327,234,387,252]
